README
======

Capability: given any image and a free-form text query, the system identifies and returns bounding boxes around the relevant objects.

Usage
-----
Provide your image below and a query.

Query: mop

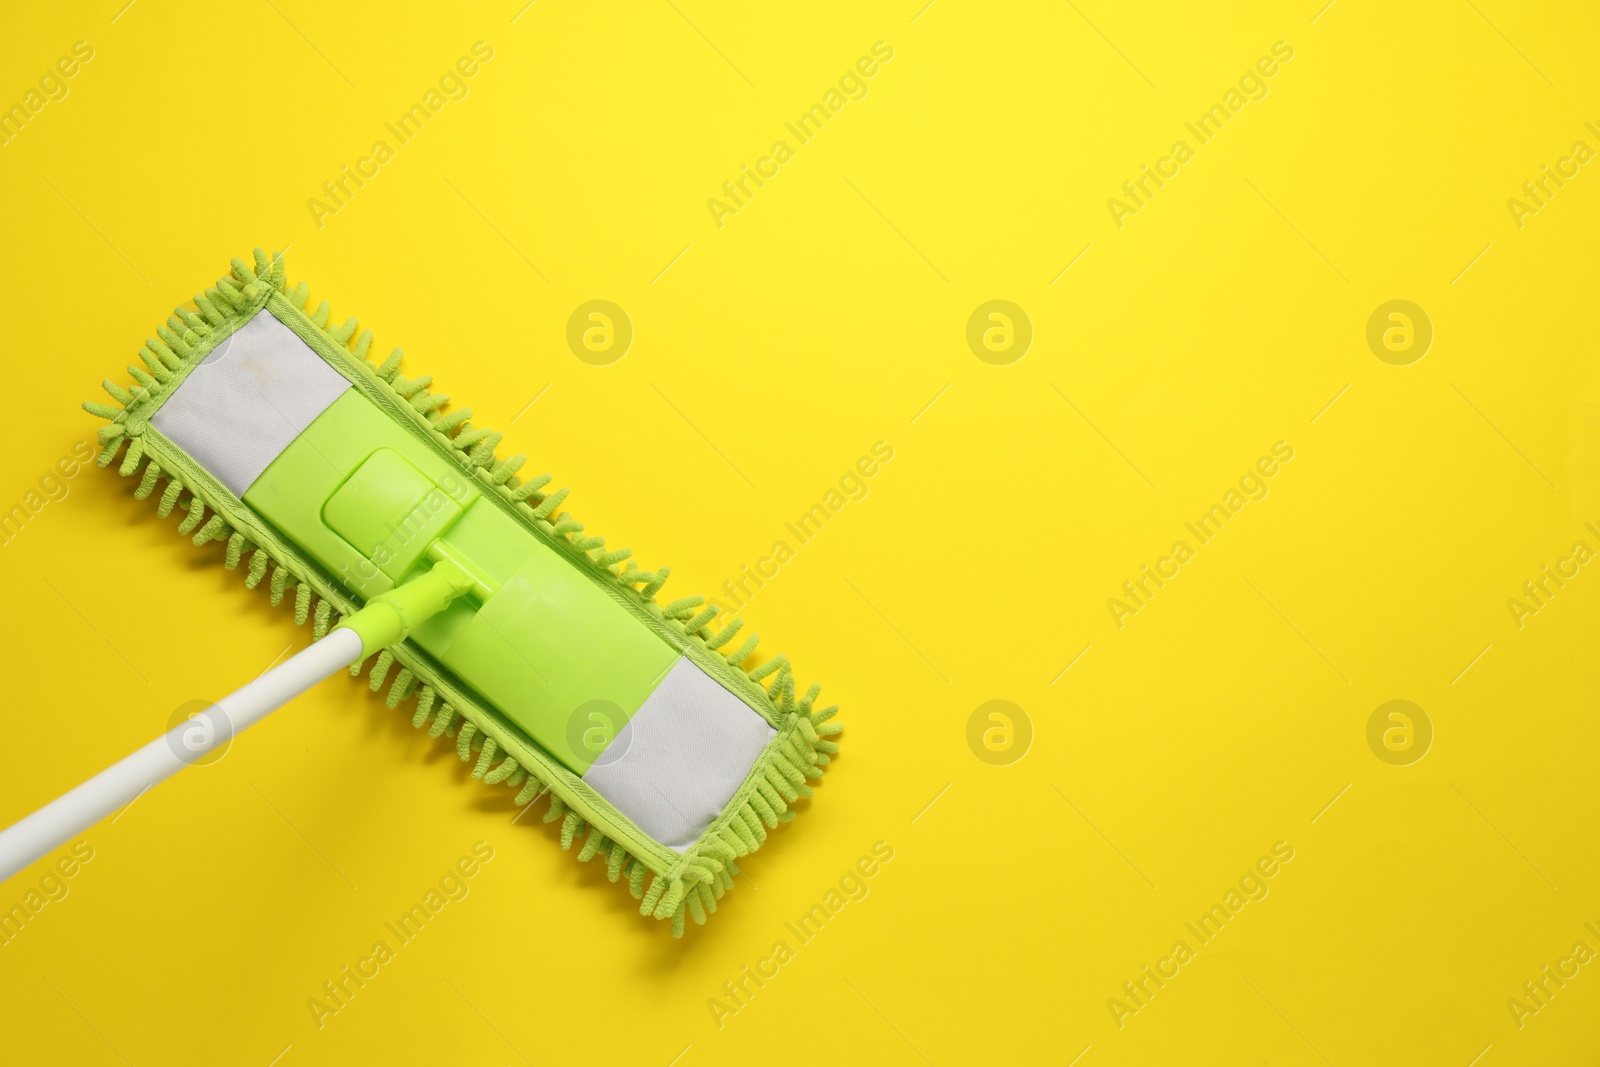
[0,251,838,935]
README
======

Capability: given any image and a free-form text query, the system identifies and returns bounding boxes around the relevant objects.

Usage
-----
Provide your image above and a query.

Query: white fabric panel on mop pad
[150,309,350,497]
[582,656,777,852]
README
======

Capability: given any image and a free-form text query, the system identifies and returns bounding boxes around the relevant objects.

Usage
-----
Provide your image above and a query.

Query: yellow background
[2,0,1598,1063]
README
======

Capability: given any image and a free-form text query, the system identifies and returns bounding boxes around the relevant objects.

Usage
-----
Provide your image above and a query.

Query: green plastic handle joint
[336,556,477,657]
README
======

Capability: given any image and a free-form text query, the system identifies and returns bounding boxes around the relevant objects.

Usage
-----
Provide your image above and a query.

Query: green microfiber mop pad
[81,250,841,936]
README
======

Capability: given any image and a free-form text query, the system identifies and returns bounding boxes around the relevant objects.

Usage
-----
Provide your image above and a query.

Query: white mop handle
[0,627,363,883]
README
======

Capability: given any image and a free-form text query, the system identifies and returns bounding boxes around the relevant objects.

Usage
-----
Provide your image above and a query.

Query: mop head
[81,250,838,936]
